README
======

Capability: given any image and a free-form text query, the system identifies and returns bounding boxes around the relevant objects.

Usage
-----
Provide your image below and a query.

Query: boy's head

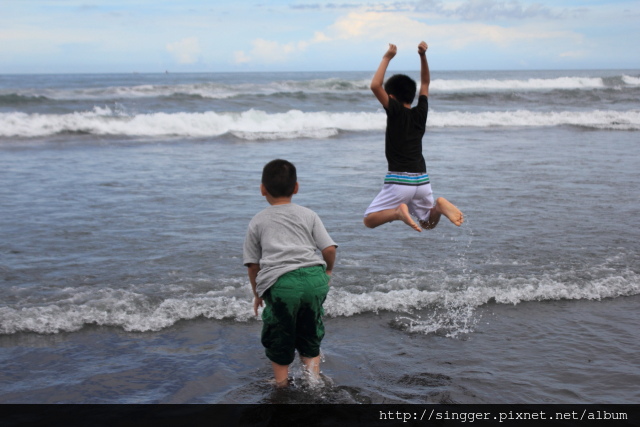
[261,159,297,198]
[384,74,416,105]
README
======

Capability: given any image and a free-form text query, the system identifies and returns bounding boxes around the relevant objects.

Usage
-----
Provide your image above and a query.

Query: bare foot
[396,204,421,232]
[273,377,290,388]
[437,197,464,226]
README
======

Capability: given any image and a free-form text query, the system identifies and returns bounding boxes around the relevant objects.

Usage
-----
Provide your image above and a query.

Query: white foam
[0,108,382,139]
[429,109,640,130]
[26,78,372,101]
[17,76,621,101]
[394,302,480,338]
[2,107,639,139]
[325,268,640,338]
[7,74,635,106]
[432,76,605,92]
[622,75,640,86]
[1,269,636,335]
[0,288,255,334]
[25,83,242,101]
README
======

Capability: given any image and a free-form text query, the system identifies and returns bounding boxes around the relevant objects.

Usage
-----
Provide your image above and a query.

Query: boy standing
[364,42,464,232]
[243,159,337,387]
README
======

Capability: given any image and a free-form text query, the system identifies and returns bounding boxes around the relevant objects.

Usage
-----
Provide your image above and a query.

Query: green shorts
[261,265,331,366]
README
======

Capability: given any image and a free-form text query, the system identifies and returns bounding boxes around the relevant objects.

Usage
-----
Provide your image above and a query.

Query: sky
[1,0,639,73]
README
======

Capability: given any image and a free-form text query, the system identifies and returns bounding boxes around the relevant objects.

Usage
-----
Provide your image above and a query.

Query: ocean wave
[0,108,380,139]
[1,107,639,139]
[433,109,640,130]
[622,75,640,86]
[2,74,635,104]
[0,79,372,102]
[0,93,50,105]
[0,289,254,335]
[432,76,608,91]
[0,84,239,102]
[1,269,637,335]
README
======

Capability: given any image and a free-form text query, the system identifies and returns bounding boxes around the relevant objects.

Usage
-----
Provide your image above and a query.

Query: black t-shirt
[384,95,428,173]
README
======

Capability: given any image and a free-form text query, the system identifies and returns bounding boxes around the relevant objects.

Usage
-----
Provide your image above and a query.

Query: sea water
[0,70,639,403]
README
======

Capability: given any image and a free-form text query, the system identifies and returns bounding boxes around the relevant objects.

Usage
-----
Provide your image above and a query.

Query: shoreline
[2,294,639,404]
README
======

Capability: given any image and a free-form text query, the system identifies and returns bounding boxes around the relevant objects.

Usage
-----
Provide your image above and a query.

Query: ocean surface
[0,69,639,404]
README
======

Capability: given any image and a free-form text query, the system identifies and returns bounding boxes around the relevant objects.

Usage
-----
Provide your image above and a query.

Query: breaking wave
[1,107,639,140]
[1,268,637,336]
[1,74,638,105]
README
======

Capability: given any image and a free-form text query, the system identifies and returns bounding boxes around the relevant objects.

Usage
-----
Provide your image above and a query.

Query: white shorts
[364,173,435,222]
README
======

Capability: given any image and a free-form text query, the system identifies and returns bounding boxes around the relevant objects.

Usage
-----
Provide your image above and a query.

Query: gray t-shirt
[243,203,336,297]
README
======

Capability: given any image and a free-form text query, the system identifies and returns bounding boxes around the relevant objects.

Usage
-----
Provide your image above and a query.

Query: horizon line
[1,67,639,76]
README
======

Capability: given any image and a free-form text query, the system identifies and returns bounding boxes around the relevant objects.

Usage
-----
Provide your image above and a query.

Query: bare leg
[271,362,289,388]
[420,197,464,230]
[363,204,421,232]
[300,355,321,380]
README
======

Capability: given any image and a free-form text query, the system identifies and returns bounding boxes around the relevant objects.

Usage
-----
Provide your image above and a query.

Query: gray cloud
[289,3,323,9]
[290,2,412,11]
[290,3,362,9]
[415,0,585,20]
[289,1,585,20]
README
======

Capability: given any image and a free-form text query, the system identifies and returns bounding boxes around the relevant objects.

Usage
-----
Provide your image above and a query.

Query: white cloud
[234,38,311,64]
[234,50,251,64]
[324,11,427,42]
[312,31,331,43]
[231,11,424,65]
[315,11,582,49]
[226,4,619,69]
[166,37,201,64]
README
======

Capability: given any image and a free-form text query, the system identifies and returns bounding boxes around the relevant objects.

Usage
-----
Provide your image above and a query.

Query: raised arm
[370,43,397,109]
[418,41,430,97]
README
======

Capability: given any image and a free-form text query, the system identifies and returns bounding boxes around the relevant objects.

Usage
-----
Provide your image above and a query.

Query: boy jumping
[243,159,337,387]
[364,42,464,232]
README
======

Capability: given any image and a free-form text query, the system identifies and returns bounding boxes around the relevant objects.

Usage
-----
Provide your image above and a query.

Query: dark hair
[262,159,297,198]
[384,74,417,105]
